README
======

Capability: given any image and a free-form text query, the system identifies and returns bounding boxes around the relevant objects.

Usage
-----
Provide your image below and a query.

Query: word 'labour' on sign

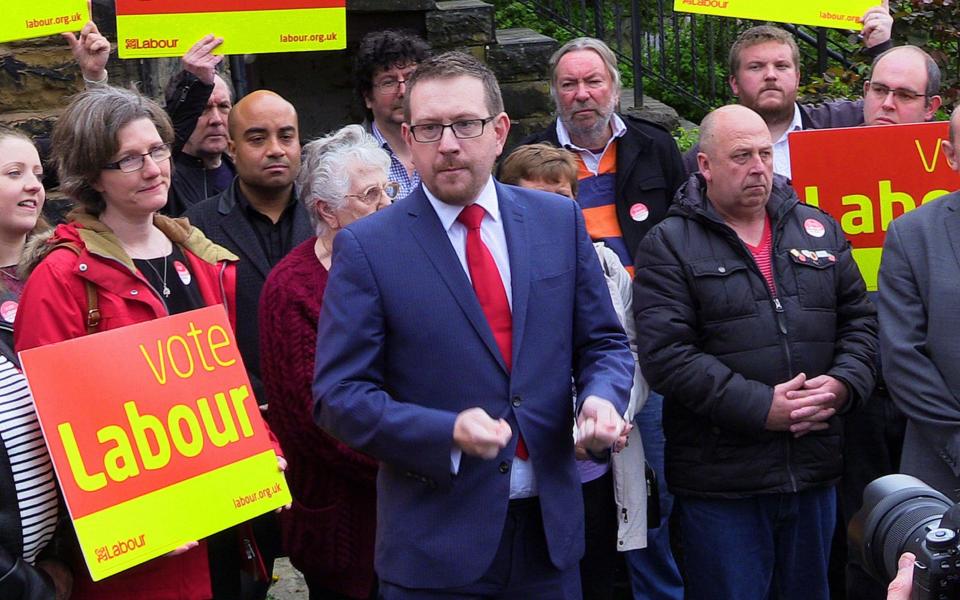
[673,0,873,30]
[19,305,291,581]
[789,121,960,291]
[116,0,346,59]
[1,0,88,43]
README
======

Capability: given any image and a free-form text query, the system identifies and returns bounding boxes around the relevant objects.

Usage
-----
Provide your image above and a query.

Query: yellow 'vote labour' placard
[673,0,874,30]
[790,122,960,291]
[0,0,88,43]
[116,0,346,59]
[20,305,291,581]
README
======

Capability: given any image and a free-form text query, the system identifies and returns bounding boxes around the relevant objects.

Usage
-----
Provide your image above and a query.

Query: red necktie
[457,204,528,460]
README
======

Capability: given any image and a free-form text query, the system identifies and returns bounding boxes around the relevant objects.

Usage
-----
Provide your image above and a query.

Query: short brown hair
[729,26,800,75]
[52,86,174,216]
[499,143,579,196]
[403,51,504,122]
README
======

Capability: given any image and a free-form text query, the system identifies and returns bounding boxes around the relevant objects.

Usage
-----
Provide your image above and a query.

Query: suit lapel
[220,206,272,279]
[944,197,960,270]
[498,183,530,370]
[407,189,509,373]
[291,194,314,246]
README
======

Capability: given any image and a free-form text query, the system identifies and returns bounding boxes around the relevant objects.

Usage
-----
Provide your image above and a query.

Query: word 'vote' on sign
[1,0,88,43]
[116,0,346,59]
[20,305,290,581]
[789,121,960,291]
[673,0,873,30]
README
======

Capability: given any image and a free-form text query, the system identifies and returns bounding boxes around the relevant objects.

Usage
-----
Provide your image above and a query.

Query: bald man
[185,90,311,404]
[633,105,877,600]
[841,44,943,600]
[184,89,310,599]
[878,106,960,501]
[863,45,942,126]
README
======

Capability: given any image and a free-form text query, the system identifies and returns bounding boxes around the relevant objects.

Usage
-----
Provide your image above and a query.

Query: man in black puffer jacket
[633,105,877,600]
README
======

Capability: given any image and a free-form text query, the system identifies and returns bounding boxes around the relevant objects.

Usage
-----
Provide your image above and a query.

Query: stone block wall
[1,0,559,160]
[423,1,556,151]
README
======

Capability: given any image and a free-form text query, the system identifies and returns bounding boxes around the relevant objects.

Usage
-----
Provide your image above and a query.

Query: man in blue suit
[313,51,634,599]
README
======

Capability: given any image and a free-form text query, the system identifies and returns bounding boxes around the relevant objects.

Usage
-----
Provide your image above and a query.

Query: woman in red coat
[14,85,273,600]
[259,124,395,600]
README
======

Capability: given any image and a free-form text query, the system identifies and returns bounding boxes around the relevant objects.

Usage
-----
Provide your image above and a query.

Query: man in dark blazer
[512,37,685,265]
[185,90,313,405]
[313,52,634,599]
[878,106,960,501]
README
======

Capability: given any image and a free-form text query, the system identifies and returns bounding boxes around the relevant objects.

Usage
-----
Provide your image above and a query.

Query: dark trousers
[579,470,618,600]
[307,577,377,600]
[379,498,581,600]
[676,486,835,600]
[840,385,906,600]
[624,391,684,600]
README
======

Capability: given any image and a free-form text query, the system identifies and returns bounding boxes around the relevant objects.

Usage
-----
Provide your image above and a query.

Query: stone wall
[0,0,174,138]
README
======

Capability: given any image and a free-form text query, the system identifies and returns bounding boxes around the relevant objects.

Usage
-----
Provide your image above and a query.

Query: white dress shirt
[772,103,804,179]
[555,112,628,175]
[424,176,538,499]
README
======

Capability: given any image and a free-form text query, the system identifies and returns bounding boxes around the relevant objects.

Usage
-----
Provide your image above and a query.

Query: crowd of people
[0,2,956,599]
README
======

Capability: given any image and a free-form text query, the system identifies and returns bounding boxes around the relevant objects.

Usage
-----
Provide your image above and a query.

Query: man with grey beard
[512,36,686,600]
[513,37,685,268]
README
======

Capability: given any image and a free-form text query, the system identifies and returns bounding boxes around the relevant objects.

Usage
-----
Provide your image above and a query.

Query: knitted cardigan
[259,237,378,599]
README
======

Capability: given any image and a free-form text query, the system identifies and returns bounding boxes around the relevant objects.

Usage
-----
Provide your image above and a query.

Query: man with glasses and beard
[353,30,431,200]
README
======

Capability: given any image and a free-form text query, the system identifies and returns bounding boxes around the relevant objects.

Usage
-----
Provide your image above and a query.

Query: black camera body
[849,474,960,600]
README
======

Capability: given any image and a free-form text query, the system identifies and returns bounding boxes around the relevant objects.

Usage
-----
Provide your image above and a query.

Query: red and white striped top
[745,215,777,296]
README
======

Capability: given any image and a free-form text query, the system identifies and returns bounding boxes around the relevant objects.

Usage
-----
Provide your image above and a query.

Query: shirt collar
[371,121,394,154]
[773,103,804,145]
[424,175,500,232]
[555,112,627,151]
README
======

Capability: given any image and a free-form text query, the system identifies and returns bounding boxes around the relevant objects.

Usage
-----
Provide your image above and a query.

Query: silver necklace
[142,256,171,298]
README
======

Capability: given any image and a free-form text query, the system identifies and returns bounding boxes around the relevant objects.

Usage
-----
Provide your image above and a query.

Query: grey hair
[52,86,173,216]
[297,124,390,236]
[548,37,622,107]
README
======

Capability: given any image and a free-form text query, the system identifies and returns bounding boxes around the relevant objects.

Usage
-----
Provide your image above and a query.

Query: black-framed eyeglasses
[344,182,401,205]
[103,144,172,173]
[408,117,495,143]
[865,81,926,103]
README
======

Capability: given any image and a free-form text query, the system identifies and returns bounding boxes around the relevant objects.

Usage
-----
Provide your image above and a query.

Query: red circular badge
[804,218,825,238]
[174,261,192,286]
[0,301,17,324]
[629,203,649,222]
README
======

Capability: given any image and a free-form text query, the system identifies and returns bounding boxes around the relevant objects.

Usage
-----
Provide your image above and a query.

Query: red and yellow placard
[789,122,960,291]
[116,0,346,58]
[19,306,291,581]
[674,0,873,30]
[0,0,88,43]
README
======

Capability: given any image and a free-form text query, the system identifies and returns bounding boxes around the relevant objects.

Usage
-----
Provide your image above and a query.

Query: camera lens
[849,474,953,582]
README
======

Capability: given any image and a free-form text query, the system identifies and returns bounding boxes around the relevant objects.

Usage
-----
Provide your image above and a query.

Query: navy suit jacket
[312,181,633,588]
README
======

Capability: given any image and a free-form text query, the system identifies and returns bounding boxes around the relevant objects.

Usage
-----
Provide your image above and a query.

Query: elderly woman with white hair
[259,124,395,600]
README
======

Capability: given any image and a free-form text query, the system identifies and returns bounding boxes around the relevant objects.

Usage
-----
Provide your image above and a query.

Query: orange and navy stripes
[574,143,632,274]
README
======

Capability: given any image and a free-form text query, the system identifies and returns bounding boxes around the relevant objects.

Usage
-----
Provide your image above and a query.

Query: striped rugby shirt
[0,354,58,563]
